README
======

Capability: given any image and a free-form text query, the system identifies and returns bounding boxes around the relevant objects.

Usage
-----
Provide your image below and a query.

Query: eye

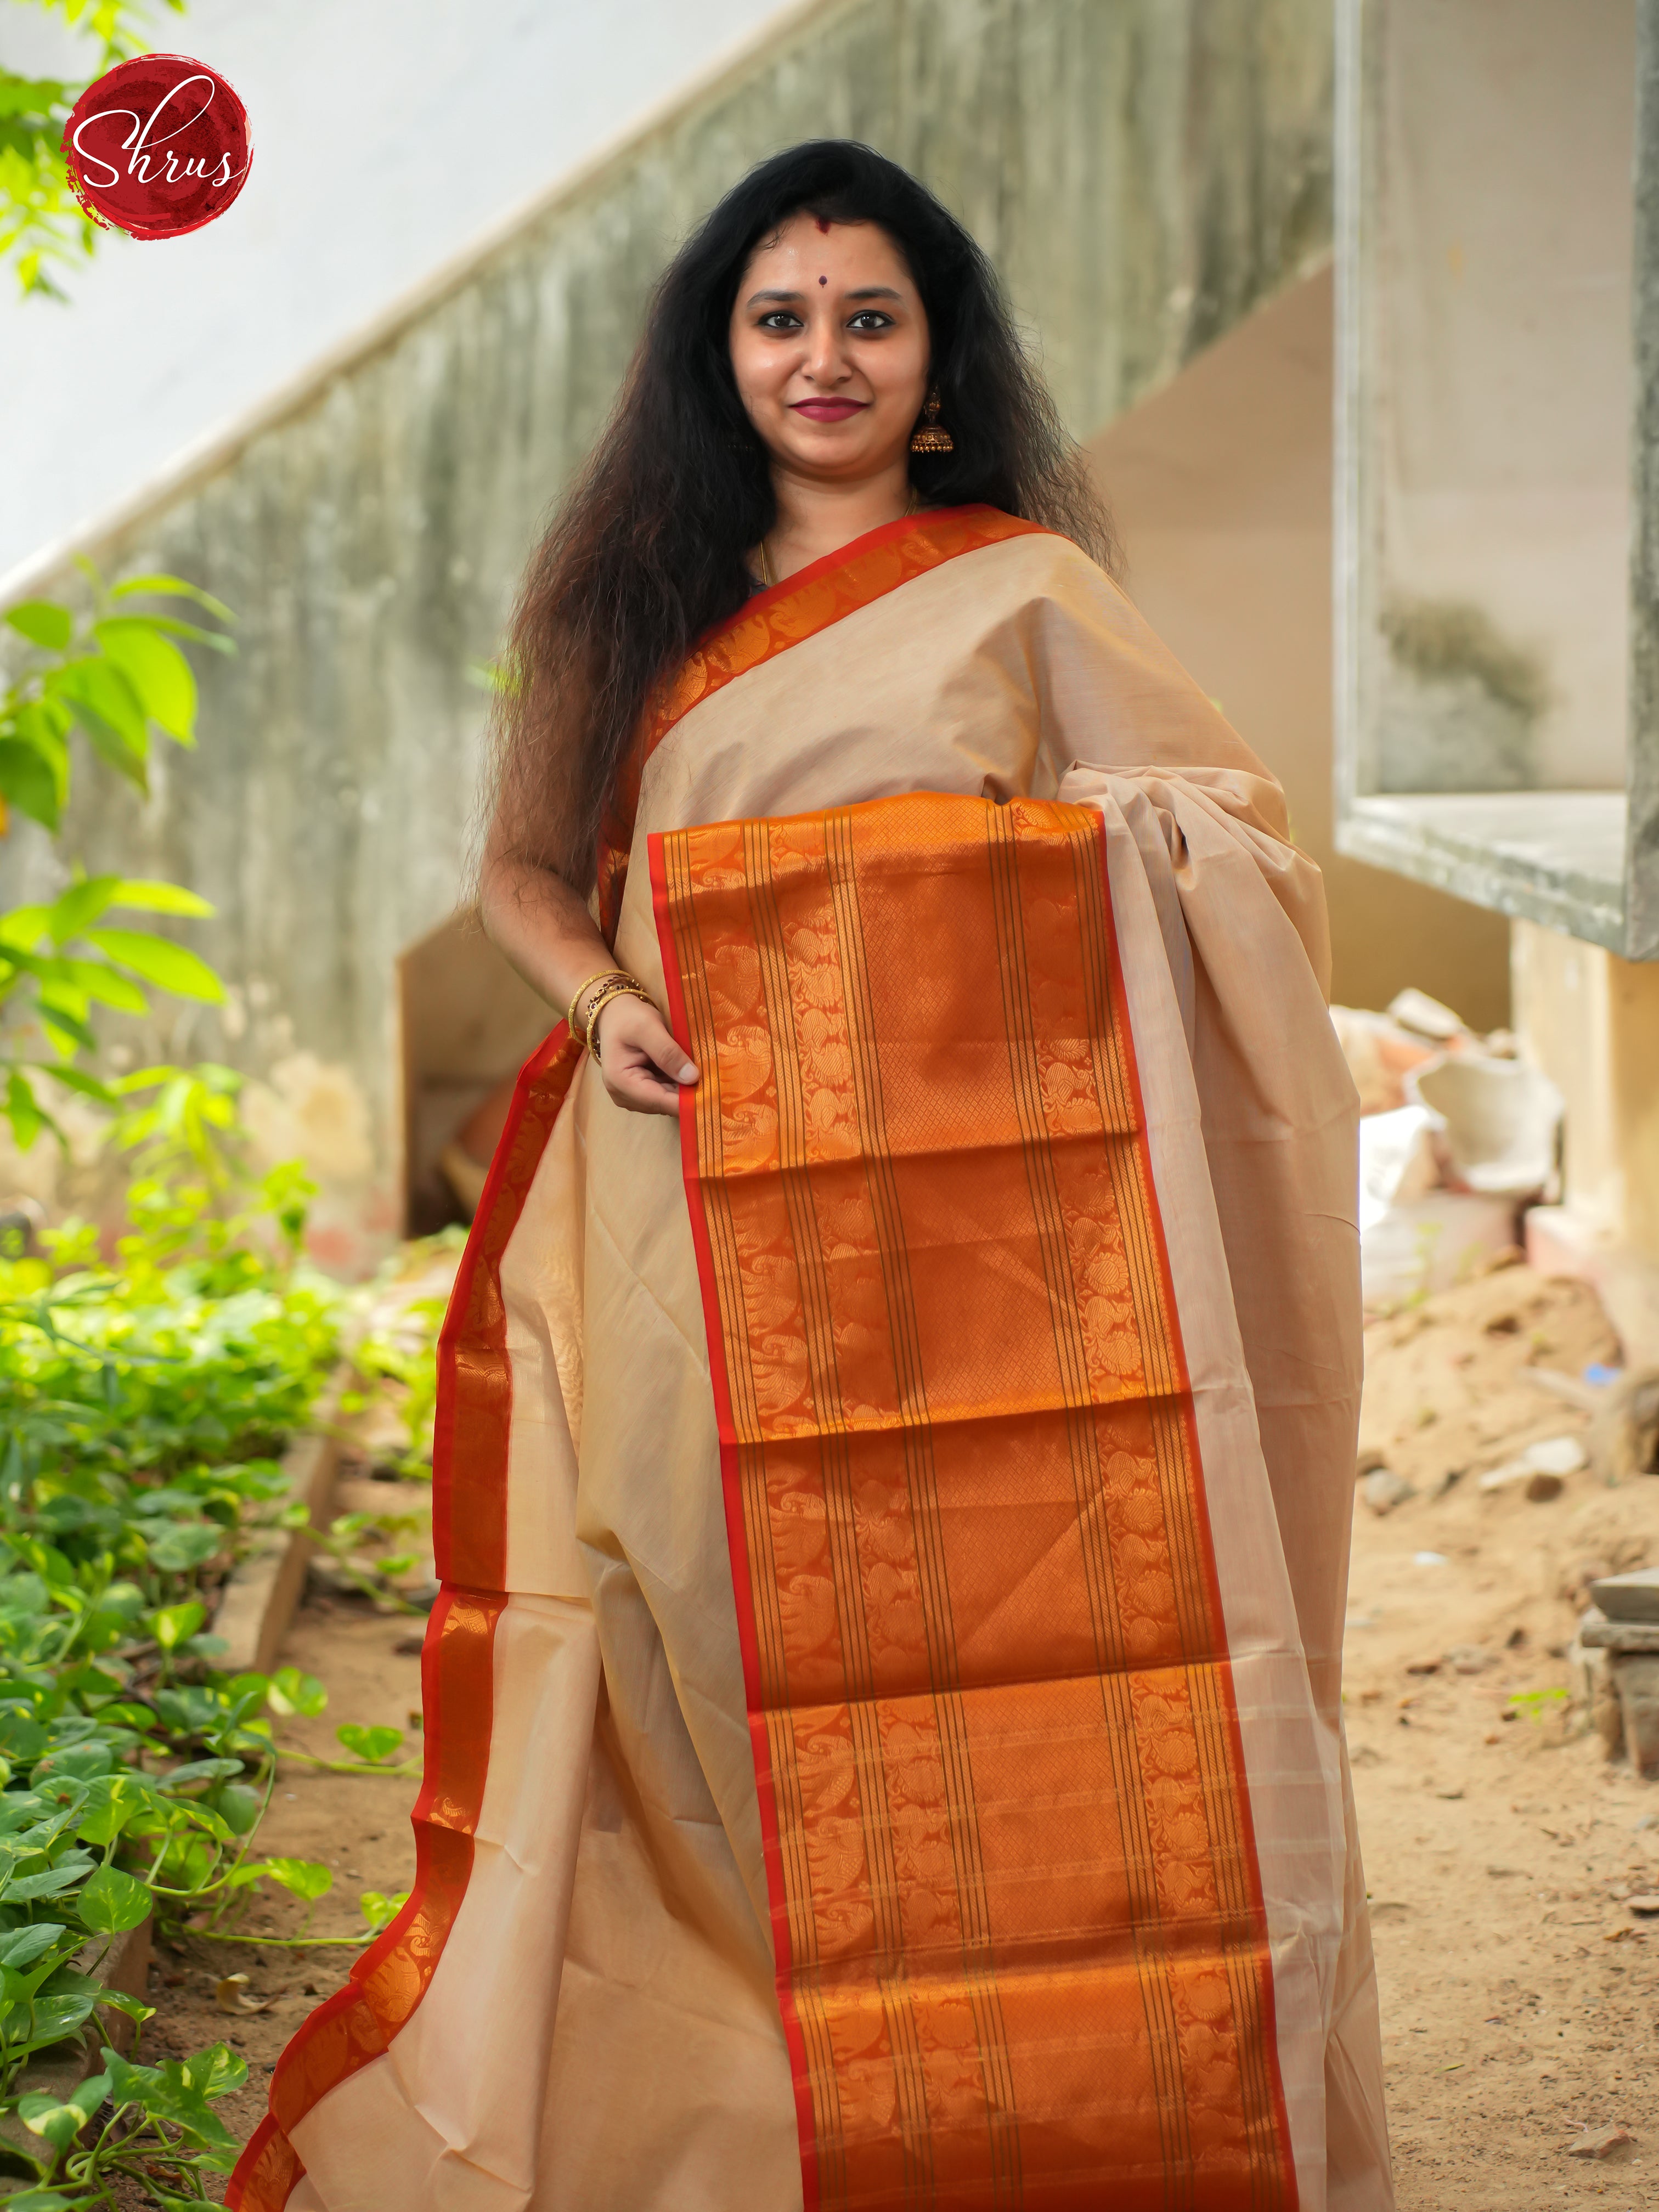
[847,311,896,332]
[758,310,803,332]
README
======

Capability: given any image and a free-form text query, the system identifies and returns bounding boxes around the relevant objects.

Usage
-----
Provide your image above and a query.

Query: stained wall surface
[1,0,1336,1258]
[0,0,797,576]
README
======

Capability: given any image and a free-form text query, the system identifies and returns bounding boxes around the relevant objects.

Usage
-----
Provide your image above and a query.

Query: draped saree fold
[230,505,1393,2212]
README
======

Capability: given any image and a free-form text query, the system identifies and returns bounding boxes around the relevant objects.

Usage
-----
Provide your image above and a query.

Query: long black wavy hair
[490,139,1117,891]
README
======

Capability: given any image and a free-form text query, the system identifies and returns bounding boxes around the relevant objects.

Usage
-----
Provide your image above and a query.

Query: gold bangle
[567,967,630,1043]
[584,978,652,1063]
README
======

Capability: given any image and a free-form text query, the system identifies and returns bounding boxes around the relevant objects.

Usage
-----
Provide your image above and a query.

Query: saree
[230,506,1393,2212]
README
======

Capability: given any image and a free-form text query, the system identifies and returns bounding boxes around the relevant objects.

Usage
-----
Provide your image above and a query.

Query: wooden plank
[213,1370,347,1678]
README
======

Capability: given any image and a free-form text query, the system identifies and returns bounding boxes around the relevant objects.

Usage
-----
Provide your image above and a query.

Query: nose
[804,311,851,387]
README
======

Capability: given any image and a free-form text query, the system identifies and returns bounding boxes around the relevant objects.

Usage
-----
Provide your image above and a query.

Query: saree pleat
[232,507,1391,2212]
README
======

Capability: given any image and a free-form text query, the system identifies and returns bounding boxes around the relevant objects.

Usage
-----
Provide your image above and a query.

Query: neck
[763,459,916,582]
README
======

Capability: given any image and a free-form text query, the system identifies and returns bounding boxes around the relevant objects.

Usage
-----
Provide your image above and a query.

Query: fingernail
[678,1063,699,1084]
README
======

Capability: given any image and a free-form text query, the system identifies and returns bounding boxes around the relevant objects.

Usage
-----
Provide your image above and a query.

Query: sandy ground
[1349,1264,1659,2208]
[136,1262,1659,2204]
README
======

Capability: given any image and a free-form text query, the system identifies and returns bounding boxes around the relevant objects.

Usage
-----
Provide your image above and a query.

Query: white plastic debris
[1358,1105,1438,1233]
[1408,1051,1563,1199]
[1387,987,1469,1043]
[1477,1434,1588,1491]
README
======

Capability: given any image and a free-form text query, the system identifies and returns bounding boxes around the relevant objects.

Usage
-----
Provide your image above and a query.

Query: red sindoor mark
[63,53,252,241]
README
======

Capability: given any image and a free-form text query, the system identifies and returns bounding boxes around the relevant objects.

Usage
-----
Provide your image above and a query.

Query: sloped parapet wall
[0,0,1333,1264]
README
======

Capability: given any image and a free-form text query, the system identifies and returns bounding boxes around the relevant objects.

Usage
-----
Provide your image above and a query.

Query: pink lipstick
[790,398,867,421]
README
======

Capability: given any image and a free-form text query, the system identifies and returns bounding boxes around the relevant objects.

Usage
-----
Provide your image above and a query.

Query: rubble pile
[1334,986,1564,1310]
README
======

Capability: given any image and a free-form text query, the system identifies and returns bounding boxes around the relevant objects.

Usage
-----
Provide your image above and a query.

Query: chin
[778,426,883,466]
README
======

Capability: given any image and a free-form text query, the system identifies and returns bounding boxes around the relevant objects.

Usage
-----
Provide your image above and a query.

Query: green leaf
[3,601,73,652]
[18,2067,107,2147]
[108,611,234,654]
[7,1859,94,1903]
[33,1743,114,1782]
[75,1863,150,1933]
[148,1601,206,1652]
[145,1520,222,1572]
[44,875,120,944]
[262,1857,331,1903]
[0,1925,66,1971]
[267,1668,327,1719]
[0,2191,72,2211]
[0,1713,49,1762]
[184,2040,247,2097]
[7,700,71,797]
[336,1724,404,1765]
[98,2043,240,2151]
[106,877,214,918]
[84,928,222,1003]
[19,1988,97,2045]
[93,619,196,742]
[159,1758,244,1791]
[48,656,148,754]
[59,958,147,1014]
[76,1773,149,1846]
[5,1070,44,1150]
[0,739,62,831]
[212,1782,262,1836]
[109,574,235,625]
[359,1887,409,1932]
[0,905,50,951]
[94,1988,152,2028]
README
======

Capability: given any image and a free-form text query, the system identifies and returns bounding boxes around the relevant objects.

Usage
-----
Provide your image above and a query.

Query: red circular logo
[62,53,251,241]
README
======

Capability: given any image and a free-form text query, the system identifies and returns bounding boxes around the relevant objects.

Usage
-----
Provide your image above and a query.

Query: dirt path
[1350,1265,1659,2207]
[137,1263,1659,2203]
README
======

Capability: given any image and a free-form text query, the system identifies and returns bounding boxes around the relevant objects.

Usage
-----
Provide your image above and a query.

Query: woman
[233,142,1392,2212]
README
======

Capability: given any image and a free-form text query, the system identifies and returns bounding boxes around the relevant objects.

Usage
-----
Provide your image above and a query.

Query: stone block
[1615,1653,1659,1780]
[1590,1566,1659,1623]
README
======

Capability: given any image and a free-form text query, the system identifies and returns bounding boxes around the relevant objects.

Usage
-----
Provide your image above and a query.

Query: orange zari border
[595,503,1049,940]
[226,1026,583,2211]
[651,795,1297,2211]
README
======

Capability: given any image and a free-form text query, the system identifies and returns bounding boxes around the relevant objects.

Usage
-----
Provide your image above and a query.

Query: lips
[790,399,868,421]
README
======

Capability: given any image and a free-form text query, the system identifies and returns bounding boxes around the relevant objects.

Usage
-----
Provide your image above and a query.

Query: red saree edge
[648,832,821,2212]
[1090,808,1300,2205]
[229,1025,580,2210]
[433,1021,583,1588]
[227,2115,302,2212]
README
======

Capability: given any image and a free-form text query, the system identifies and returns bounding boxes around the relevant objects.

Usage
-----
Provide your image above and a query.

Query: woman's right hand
[590,992,699,1116]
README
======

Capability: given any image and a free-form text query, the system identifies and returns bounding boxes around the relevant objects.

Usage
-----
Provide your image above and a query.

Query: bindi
[819,274,827,286]
[815,215,832,233]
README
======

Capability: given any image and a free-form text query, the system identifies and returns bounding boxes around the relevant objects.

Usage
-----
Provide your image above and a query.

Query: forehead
[741,213,914,289]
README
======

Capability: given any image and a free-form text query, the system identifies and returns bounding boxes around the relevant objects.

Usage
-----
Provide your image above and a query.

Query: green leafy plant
[0,0,188,298]
[0,1142,433,2201]
[1507,1685,1571,1727]
[1,568,234,1146]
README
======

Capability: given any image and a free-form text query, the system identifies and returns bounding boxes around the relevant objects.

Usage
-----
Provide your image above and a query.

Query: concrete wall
[1514,922,1659,1270]
[0,0,796,576]
[1091,264,1511,1028]
[0,0,1336,1265]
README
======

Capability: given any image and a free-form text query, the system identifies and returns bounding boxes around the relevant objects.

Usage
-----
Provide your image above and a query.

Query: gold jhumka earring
[910,386,954,453]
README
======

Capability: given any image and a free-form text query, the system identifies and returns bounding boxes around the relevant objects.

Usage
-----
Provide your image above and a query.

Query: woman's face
[729,214,930,484]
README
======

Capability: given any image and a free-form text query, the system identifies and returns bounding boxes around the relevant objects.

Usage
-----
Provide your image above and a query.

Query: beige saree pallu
[230,509,1393,2212]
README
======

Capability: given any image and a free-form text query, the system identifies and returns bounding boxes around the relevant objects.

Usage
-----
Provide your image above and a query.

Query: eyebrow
[743,284,907,307]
